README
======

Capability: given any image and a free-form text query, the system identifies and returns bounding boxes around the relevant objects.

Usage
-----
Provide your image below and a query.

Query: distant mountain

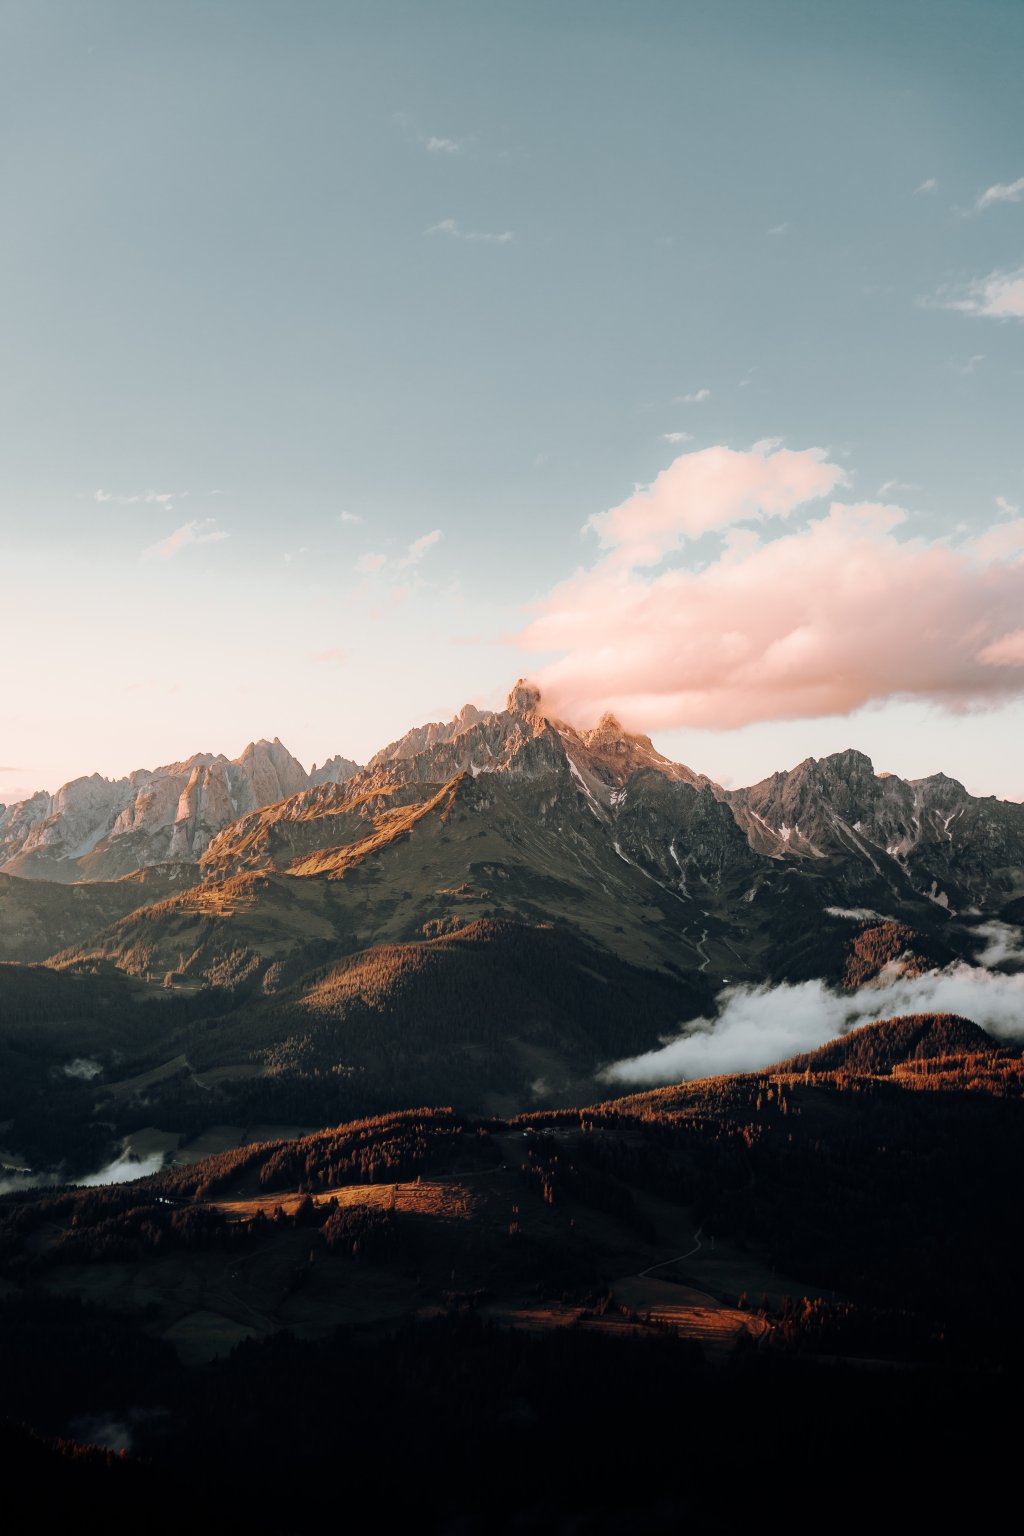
[0,680,1021,1056]
[727,751,1024,908]
[0,740,360,883]
[42,680,1016,991]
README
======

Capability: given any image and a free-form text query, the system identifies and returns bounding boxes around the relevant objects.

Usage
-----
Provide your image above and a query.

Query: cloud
[314,648,348,666]
[974,921,1024,967]
[976,176,1024,210]
[399,529,442,567]
[877,479,919,497]
[661,431,693,445]
[824,906,888,923]
[978,628,1024,666]
[582,441,844,566]
[601,963,1024,1085]
[95,488,183,507]
[938,266,1024,320]
[950,353,985,375]
[338,511,361,524]
[394,114,468,156]
[143,519,228,560]
[996,496,1019,517]
[767,222,788,236]
[428,217,513,244]
[676,388,710,403]
[518,441,1024,730]
[914,177,939,194]
[355,529,443,580]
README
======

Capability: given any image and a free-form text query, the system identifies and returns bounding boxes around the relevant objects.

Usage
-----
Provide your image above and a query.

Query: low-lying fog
[0,1149,165,1198]
[603,924,1024,1086]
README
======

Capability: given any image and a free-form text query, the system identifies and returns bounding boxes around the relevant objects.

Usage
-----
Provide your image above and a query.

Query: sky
[2,0,1023,803]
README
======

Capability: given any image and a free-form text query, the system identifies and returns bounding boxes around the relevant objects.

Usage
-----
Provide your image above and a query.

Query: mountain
[0,866,198,964]
[45,681,1021,997]
[727,750,1024,909]
[779,1011,996,1075]
[0,740,360,883]
[0,680,1021,1169]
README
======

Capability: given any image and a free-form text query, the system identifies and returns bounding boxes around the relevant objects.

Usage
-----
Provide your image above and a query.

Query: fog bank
[602,962,1024,1086]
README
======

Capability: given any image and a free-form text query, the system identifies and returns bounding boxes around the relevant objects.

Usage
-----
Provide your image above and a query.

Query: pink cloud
[144,519,228,560]
[518,445,1024,730]
[944,266,1024,320]
[400,528,442,567]
[586,442,844,567]
[979,630,1024,667]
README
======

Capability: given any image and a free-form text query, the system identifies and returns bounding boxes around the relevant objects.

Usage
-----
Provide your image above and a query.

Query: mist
[63,1056,103,1080]
[0,1148,165,1197]
[602,961,1024,1086]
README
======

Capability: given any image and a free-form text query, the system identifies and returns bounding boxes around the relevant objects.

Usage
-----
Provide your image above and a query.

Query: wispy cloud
[914,177,939,195]
[996,495,1020,517]
[355,529,443,579]
[394,112,469,156]
[143,519,228,560]
[949,353,985,375]
[767,222,788,237]
[877,479,919,497]
[428,217,513,244]
[95,488,184,507]
[338,511,361,524]
[399,529,442,567]
[936,266,1024,320]
[314,648,348,666]
[661,431,693,444]
[676,388,710,404]
[976,176,1024,211]
[284,546,310,564]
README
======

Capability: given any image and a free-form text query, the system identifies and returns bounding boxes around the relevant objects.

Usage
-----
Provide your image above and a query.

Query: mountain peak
[506,679,543,716]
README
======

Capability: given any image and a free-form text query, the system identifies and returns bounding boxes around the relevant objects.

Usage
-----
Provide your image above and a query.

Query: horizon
[2,674,1018,807]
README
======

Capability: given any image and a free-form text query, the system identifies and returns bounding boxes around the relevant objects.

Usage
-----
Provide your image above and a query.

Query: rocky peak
[369,700,500,769]
[309,755,362,788]
[0,735,355,882]
[506,679,543,717]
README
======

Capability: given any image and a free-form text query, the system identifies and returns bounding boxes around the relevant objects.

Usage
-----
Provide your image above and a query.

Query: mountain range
[0,738,359,883]
[2,680,1021,986]
[1,679,1022,1163]
[2,687,1022,1527]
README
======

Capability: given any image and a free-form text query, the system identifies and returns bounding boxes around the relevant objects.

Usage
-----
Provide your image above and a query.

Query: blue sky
[2,0,1023,800]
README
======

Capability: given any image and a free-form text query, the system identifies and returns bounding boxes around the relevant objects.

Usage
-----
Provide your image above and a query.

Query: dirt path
[613,1225,768,1356]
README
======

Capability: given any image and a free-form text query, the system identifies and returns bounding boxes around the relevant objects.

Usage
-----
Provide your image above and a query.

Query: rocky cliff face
[0,740,360,882]
[727,752,1024,908]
